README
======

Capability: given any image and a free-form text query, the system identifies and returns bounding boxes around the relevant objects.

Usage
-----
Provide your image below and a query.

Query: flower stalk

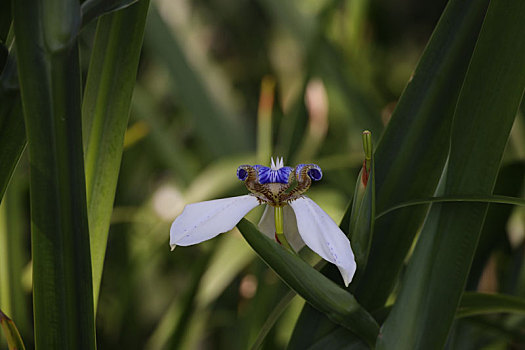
[274,206,293,252]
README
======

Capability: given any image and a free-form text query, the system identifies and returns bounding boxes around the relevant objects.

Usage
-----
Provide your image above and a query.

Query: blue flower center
[255,165,292,184]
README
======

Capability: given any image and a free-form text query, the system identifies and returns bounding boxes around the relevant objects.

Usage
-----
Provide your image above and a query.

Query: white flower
[170,158,356,286]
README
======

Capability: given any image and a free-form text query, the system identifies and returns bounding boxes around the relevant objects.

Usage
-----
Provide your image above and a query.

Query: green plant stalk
[82,0,150,310]
[377,0,525,348]
[13,0,96,347]
[274,206,293,251]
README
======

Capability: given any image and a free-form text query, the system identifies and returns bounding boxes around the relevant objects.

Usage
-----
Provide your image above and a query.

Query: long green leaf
[13,0,96,347]
[355,0,490,311]
[236,219,379,346]
[377,0,525,348]
[457,292,525,318]
[82,0,150,310]
[375,194,525,219]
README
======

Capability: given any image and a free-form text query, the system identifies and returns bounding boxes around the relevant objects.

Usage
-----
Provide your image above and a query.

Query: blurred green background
[2,0,525,348]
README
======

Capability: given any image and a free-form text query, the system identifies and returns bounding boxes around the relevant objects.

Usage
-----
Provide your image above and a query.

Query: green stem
[274,206,293,252]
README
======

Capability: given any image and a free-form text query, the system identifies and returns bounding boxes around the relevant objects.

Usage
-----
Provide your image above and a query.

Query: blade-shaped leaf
[375,194,525,219]
[13,0,96,347]
[82,0,149,310]
[377,0,525,348]
[457,292,525,318]
[356,0,491,311]
[236,219,379,346]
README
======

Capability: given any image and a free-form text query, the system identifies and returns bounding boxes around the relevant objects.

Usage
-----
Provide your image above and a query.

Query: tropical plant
[0,0,524,349]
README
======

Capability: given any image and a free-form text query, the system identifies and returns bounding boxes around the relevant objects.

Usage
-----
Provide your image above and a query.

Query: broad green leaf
[355,0,490,311]
[236,219,379,346]
[13,0,96,347]
[82,0,150,310]
[0,310,25,350]
[457,292,525,318]
[144,4,248,156]
[377,0,525,348]
[81,0,139,27]
[0,52,25,204]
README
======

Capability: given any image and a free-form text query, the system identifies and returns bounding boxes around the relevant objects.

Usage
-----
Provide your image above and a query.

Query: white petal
[257,205,275,241]
[170,195,260,249]
[289,196,356,286]
[258,205,305,251]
